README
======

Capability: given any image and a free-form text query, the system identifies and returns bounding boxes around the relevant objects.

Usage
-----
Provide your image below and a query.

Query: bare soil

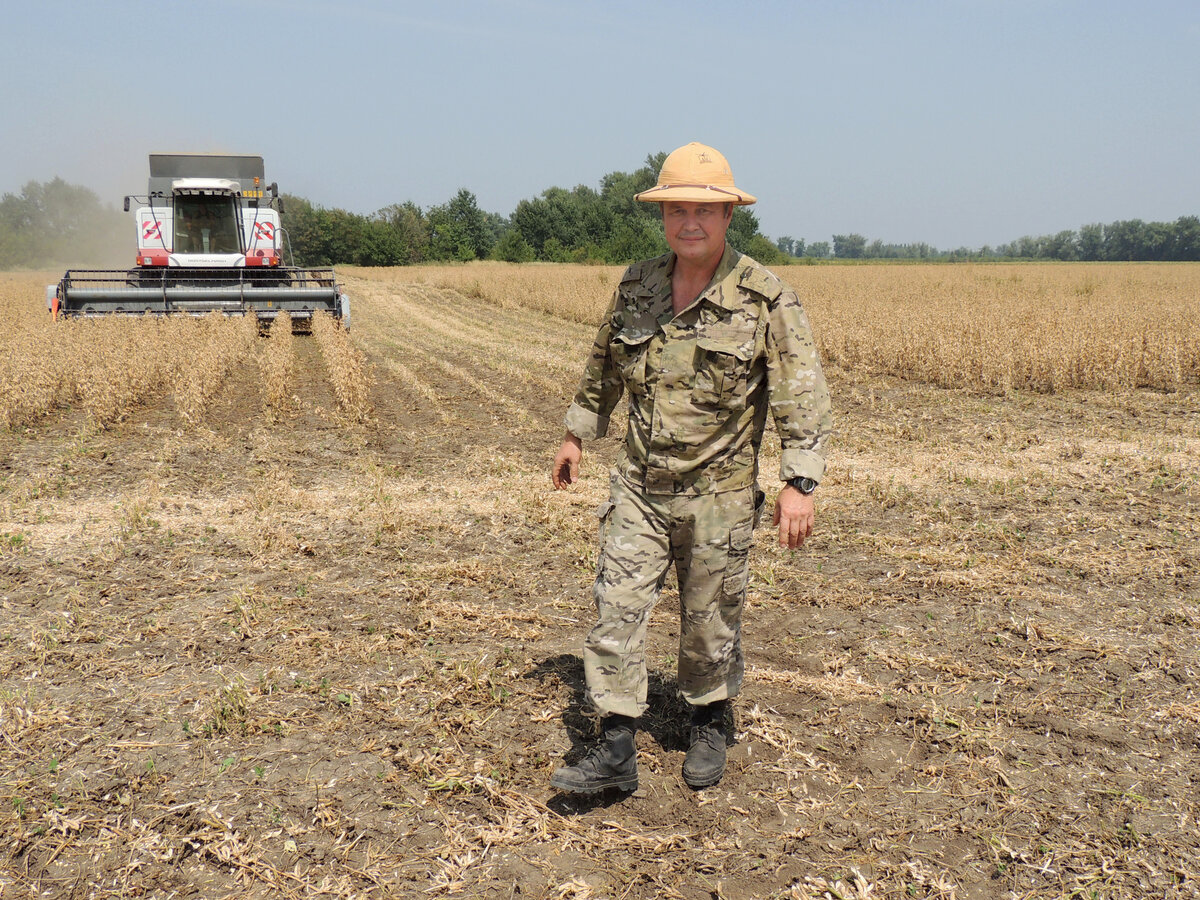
[1,274,1197,899]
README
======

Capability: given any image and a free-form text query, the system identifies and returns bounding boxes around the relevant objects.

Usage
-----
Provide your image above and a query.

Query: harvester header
[47,153,349,332]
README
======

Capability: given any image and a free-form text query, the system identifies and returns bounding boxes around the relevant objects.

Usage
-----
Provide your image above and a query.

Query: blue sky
[2,0,1197,249]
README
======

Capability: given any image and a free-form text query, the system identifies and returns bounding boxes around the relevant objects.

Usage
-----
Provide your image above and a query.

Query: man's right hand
[773,485,815,550]
[551,433,583,489]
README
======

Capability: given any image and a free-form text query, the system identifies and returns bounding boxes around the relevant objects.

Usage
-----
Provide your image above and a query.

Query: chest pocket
[611,328,655,395]
[693,331,756,409]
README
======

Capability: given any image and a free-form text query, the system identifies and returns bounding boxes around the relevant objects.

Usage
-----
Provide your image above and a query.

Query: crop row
[312,311,373,422]
[0,308,261,429]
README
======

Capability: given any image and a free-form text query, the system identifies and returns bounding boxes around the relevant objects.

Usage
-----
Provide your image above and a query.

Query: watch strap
[788,476,818,494]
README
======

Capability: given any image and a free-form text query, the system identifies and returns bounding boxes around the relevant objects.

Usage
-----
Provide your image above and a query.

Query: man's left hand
[773,486,815,550]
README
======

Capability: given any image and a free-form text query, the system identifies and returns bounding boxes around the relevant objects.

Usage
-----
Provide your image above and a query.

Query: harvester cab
[144,180,243,260]
[48,153,349,332]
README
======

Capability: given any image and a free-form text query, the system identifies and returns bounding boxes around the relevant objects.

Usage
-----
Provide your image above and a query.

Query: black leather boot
[550,714,638,794]
[683,700,730,788]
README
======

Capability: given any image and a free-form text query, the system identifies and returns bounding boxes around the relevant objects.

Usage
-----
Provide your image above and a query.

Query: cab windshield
[174,194,240,254]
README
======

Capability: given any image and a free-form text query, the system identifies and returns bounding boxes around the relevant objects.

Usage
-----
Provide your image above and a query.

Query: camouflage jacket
[565,244,832,495]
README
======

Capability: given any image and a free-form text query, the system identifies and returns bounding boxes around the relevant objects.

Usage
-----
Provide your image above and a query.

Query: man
[550,142,832,793]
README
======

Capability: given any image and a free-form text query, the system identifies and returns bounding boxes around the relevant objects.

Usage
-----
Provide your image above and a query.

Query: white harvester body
[49,154,349,332]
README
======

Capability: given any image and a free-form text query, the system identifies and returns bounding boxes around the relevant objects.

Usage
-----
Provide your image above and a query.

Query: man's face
[662,201,733,267]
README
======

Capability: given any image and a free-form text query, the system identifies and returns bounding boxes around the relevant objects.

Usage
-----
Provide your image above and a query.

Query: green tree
[447,188,494,259]
[491,228,535,262]
[376,201,430,264]
[1044,230,1079,261]
[776,236,802,256]
[726,207,761,254]
[1103,220,1146,260]
[1143,221,1173,261]
[604,217,666,263]
[832,233,866,259]
[0,191,35,266]
[1170,215,1200,261]
[745,234,785,265]
[358,220,407,266]
[280,194,333,265]
[511,185,613,259]
[600,155,661,222]
[427,208,473,261]
[0,178,126,267]
[332,209,370,264]
[1078,223,1104,261]
[541,236,572,263]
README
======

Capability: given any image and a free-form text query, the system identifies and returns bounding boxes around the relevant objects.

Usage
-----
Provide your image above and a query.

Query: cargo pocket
[693,336,753,408]
[594,499,616,581]
[721,520,754,605]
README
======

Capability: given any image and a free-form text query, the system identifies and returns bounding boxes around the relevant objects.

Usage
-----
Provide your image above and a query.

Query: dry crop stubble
[351,273,591,401]
[373,282,580,394]
[355,260,625,325]
[1,264,1198,899]
[334,264,1199,897]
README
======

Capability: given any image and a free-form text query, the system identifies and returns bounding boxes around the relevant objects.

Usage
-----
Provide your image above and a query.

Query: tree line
[280,153,783,267]
[779,216,1200,262]
[2,164,1197,269]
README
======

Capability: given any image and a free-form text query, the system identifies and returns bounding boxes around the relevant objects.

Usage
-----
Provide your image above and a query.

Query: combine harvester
[47,154,349,332]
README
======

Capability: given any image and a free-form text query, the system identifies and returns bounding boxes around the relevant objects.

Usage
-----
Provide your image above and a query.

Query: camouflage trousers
[584,473,764,718]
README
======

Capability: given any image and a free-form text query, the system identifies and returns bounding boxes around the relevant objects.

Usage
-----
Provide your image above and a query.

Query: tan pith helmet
[634,142,757,206]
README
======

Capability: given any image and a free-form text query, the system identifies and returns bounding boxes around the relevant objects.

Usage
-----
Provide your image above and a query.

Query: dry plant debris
[0,264,1196,899]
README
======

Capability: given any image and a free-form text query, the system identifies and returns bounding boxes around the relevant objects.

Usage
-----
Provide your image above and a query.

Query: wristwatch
[788,476,818,495]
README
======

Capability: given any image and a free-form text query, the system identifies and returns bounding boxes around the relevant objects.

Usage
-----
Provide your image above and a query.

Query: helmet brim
[634,184,756,206]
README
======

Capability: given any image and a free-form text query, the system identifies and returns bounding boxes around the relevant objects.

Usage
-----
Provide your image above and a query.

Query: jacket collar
[663,243,744,315]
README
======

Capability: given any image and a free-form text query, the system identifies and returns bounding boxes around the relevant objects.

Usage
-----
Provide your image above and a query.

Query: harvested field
[1,263,1197,899]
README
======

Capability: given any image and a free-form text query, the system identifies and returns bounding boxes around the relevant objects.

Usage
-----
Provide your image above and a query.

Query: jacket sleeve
[765,285,833,483]
[564,288,625,440]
